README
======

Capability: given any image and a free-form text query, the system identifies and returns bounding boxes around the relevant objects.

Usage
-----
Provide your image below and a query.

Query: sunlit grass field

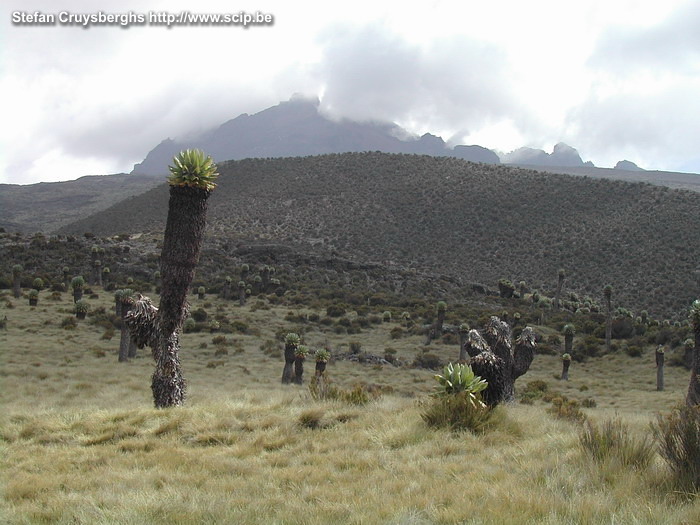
[1,289,698,524]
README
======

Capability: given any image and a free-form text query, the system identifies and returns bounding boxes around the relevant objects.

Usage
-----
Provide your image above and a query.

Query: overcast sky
[2,0,699,185]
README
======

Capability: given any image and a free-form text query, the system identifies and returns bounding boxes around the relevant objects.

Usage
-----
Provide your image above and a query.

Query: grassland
[1,289,699,524]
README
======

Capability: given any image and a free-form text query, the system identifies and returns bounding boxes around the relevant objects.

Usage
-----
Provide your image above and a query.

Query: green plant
[315,348,330,362]
[167,148,219,190]
[688,299,700,406]
[74,300,90,314]
[579,418,654,470]
[420,362,496,432]
[652,404,700,490]
[32,278,44,291]
[183,318,196,333]
[285,332,301,346]
[294,344,309,360]
[421,392,500,433]
[122,149,218,407]
[433,363,488,399]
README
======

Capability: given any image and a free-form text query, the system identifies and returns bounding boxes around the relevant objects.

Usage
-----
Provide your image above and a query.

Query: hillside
[59,152,700,318]
[0,173,162,233]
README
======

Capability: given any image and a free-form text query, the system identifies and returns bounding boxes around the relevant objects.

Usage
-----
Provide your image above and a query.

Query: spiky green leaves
[562,353,572,361]
[434,363,488,397]
[75,300,90,314]
[295,345,310,360]
[285,333,301,347]
[71,276,85,289]
[167,149,219,190]
[562,324,576,336]
[315,348,330,363]
[115,289,134,305]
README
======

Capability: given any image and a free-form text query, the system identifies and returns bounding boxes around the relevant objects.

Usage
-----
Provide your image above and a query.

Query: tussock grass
[2,291,700,523]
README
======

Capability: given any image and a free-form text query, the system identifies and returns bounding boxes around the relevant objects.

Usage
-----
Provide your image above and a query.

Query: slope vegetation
[60,153,700,318]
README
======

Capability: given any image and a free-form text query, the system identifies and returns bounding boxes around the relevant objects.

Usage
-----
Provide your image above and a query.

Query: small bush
[413,352,442,370]
[61,316,78,330]
[260,339,280,357]
[326,305,346,317]
[308,377,378,406]
[623,344,643,358]
[212,335,228,346]
[652,405,700,491]
[191,308,208,322]
[298,409,327,430]
[421,392,501,433]
[581,398,597,408]
[230,320,249,333]
[580,418,654,470]
[183,318,197,333]
[349,341,362,354]
[390,326,403,339]
[548,396,587,423]
[520,380,549,404]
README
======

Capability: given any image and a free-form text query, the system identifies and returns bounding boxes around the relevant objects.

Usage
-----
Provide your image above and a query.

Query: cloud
[566,82,700,170]
[564,0,700,170]
[589,0,700,74]
[313,24,532,140]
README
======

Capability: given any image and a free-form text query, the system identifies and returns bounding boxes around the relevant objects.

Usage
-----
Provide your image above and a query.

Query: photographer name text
[11,11,274,29]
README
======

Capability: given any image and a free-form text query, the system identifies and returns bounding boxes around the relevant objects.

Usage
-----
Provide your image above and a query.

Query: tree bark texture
[466,317,536,406]
[553,274,565,310]
[151,186,210,407]
[282,342,296,384]
[294,358,304,385]
[605,296,612,353]
[656,348,664,391]
[562,359,570,381]
[123,185,211,408]
[458,331,468,362]
[687,330,700,406]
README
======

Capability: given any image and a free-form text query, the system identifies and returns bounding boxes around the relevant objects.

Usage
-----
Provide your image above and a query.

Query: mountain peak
[502,143,587,167]
[614,160,644,171]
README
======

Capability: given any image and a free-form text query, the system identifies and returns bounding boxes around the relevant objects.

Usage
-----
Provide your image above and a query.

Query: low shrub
[580,418,654,470]
[421,393,501,433]
[548,396,587,423]
[652,405,700,491]
[413,352,442,370]
[61,316,78,330]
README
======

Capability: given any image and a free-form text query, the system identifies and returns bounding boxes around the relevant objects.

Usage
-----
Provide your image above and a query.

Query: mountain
[131,96,500,175]
[0,174,162,233]
[615,160,645,171]
[62,152,700,318]
[501,142,589,167]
